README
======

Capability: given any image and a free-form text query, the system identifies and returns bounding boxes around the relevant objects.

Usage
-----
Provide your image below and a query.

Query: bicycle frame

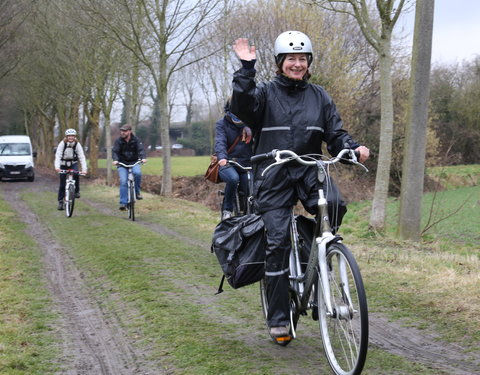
[117,161,142,221]
[220,160,254,216]
[296,182,340,318]
[59,169,81,217]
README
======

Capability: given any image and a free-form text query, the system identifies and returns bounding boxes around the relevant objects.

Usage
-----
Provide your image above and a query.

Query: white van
[0,135,36,182]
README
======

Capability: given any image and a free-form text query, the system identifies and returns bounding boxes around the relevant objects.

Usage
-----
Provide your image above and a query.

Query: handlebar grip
[251,150,275,164]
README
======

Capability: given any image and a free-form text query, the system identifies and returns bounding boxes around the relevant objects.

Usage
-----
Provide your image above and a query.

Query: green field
[97,156,211,177]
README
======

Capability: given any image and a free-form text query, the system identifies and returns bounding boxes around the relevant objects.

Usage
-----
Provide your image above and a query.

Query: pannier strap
[215,275,225,295]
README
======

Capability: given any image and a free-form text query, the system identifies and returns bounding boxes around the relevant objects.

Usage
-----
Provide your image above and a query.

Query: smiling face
[281,53,308,80]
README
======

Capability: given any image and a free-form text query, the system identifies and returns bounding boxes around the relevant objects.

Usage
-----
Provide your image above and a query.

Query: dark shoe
[57,201,64,211]
[222,210,232,220]
[136,193,143,200]
[269,326,292,346]
[75,192,81,198]
[119,204,127,211]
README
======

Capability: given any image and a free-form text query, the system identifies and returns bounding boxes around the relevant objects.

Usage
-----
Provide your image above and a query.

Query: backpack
[211,214,266,293]
[62,141,78,162]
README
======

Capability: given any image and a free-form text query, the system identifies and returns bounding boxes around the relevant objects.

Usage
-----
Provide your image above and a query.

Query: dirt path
[1,175,161,375]
[1,171,479,375]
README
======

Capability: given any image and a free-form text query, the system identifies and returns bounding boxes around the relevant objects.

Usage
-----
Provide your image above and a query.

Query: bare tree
[82,0,224,195]
[397,0,434,240]
[0,0,37,80]
[312,0,412,231]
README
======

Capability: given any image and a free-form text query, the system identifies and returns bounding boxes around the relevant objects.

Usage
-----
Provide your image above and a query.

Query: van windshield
[0,143,31,156]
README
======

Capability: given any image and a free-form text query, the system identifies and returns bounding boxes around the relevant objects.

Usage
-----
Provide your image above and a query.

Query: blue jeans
[118,164,142,205]
[219,165,248,211]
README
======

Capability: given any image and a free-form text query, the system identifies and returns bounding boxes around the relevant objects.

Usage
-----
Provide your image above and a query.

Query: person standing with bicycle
[215,100,253,220]
[54,128,88,210]
[112,124,147,211]
[230,31,370,339]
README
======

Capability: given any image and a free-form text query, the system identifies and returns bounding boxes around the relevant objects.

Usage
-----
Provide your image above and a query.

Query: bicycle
[59,169,84,218]
[252,148,369,375]
[217,160,254,218]
[116,161,143,221]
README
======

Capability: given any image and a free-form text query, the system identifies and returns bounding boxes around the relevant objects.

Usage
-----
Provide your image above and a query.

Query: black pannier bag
[211,214,266,293]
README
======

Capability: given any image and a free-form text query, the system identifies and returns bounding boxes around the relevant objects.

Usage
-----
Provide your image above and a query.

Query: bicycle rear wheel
[317,242,368,375]
[128,182,135,221]
[65,184,75,217]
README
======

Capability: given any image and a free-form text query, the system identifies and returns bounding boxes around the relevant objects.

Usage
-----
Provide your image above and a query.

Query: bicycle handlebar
[59,170,86,176]
[116,160,144,168]
[252,149,368,176]
[227,160,252,171]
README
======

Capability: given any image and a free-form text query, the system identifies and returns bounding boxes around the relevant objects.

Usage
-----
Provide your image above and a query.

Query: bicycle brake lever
[350,150,369,172]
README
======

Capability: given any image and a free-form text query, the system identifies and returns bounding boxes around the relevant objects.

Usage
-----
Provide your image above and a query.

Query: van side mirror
[33,151,37,158]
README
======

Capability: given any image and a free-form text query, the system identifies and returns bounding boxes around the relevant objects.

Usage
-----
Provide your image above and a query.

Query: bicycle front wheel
[317,242,368,375]
[65,184,75,217]
[128,182,135,221]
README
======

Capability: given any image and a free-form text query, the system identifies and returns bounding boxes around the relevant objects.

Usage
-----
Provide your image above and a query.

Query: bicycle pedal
[274,335,293,346]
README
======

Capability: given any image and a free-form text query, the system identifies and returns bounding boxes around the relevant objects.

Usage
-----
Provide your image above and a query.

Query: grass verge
[343,185,480,345]
[0,198,59,375]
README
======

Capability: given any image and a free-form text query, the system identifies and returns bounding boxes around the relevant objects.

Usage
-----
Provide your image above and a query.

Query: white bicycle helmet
[274,31,313,66]
[65,128,77,136]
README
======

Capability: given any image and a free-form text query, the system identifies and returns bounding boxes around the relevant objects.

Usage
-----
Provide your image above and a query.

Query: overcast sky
[399,0,480,64]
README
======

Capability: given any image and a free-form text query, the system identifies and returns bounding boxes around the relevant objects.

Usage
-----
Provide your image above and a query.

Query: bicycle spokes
[318,244,368,375]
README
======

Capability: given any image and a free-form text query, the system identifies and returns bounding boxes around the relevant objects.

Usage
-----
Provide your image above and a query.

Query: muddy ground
[1,170,479,375]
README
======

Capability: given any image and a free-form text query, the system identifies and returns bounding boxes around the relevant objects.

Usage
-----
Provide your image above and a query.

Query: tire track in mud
[1,177,162,375]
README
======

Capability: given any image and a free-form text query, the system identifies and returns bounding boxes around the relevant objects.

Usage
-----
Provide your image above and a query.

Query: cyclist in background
[214,100,253,220]
[230,31,369,339]
[54,128,88,210]
[112,124,147,211]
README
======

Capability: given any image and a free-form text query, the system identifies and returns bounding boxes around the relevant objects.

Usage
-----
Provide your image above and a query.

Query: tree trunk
[87,102,101,178]
[397,0,435,240]
[369,38,394,231]
[129,62,140,129]
[159,78,172,195]
[104,114,113,185]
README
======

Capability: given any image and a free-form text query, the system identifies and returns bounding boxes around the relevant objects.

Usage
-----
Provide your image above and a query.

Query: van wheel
[28,175,34,182]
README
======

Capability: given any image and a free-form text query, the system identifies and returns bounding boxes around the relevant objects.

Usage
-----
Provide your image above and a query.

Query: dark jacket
[214,115,252,167]
[230,66,360,159]
[112,134,146,164]
[231,62,354,216]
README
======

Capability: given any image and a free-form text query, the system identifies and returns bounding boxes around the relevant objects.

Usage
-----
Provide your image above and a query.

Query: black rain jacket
[231,67,360,160]
[230,63,355,214]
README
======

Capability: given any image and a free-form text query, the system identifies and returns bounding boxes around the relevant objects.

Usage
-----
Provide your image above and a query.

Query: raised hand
[233,38,256,61]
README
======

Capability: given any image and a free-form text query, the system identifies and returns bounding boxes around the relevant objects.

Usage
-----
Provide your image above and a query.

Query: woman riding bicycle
[230,31,370,339]
[54,128,88,210]
[214,100,253,220]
